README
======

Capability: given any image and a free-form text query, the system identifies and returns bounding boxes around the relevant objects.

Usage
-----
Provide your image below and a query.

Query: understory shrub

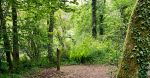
[68,37,121,64]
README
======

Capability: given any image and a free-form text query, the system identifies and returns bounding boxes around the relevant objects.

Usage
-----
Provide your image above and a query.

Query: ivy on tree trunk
[117,0,150,78]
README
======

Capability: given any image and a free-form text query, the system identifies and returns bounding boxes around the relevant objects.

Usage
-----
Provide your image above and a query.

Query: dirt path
[25,65,116,78]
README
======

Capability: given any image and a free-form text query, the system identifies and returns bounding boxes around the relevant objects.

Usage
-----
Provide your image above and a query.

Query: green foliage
[0,74,22,78]
[0,61,8,72]
[68,36,120,64]
[0,0,141,77]
[20,55,32,68]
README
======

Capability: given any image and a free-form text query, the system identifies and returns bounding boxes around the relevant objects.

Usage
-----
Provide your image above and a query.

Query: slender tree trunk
[117,0,150,78]
[99,15,104,35]
[12,0,19,69]
[48,10,54,63]
[92,0,97,38]
[0,0,13,70]
[56,48,60,71]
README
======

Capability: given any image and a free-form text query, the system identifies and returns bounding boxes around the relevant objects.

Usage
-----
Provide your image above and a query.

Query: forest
[0,0,150,78]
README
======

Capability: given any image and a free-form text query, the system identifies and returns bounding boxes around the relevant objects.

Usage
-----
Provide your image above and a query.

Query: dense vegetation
[1,0,150,78]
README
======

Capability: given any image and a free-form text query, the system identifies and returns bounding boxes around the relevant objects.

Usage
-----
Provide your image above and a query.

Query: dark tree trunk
[92,0,97,38]
[12,0,19,68]
[0,0,13,70]
[56,48,60,71]
[48,10,55,63]
[99,15,104,35]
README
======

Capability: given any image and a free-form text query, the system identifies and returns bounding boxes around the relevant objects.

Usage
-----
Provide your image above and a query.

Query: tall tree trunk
[0,0,13,70]
[48,10,54,64]
[117,0,150,78]
[12,0,19,69]
[92,0,97,38]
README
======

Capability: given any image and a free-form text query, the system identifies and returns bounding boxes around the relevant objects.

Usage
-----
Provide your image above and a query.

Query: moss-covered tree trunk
[117,0,150,78]
[12,0,19,69]
[0,0,13,71]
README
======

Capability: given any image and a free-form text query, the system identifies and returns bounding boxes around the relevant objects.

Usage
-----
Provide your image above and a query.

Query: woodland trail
[25,65,116,78]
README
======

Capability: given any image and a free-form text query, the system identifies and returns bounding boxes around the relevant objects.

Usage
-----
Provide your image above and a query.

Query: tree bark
[117,0,150,78]
[12,0,19,69]
[0,0,13,71]
[92,0,97,38]
[48,10,55,64]
[99,15,104,35]
[56,48,60,71]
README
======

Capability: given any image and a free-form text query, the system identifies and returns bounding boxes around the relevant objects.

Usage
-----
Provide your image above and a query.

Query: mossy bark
[12,0,20,69]
[0,0,13,71]
[117,0,150,78]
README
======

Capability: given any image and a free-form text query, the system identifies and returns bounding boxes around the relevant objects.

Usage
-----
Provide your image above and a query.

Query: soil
[25,65,116,78]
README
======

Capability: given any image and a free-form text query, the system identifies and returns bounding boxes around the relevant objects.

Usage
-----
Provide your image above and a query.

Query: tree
[47,0,76,64]
[117,0,150,78]
[11,0,19,69]
[0,0,13,71]
[92,0,97,38]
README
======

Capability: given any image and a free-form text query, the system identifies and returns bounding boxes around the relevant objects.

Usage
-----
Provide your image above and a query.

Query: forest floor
[24,65,116,78]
